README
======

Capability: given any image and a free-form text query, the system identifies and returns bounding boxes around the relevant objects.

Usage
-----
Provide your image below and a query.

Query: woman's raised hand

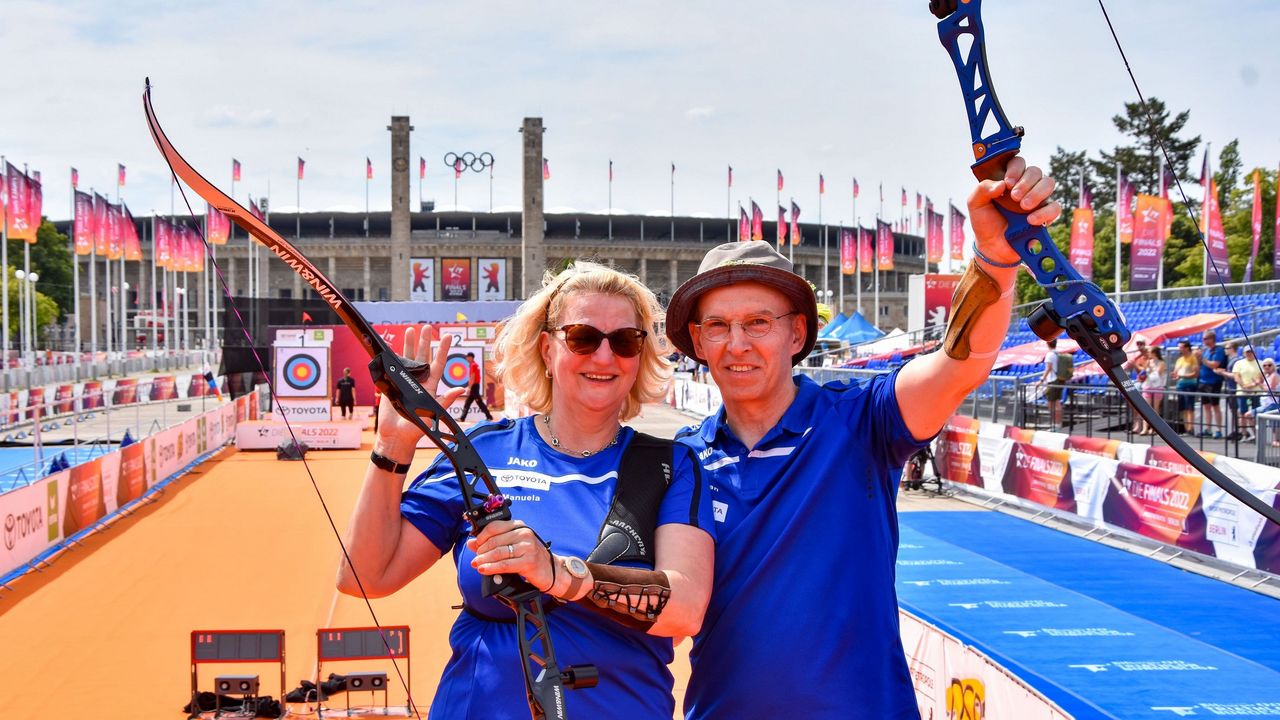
[373,326,467,462]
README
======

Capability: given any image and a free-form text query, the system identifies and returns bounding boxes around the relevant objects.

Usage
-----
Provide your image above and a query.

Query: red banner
[155,218,172,269]
[1117,171,1135,245]
[1068,208,1094,280]
[116,442,148,507]
[63,458,107,536]
[92,193,109,255]
[54,384,75,414]
[441,258,471,300]
[150,375,178,401]
[106,202,123,260]
[876,220,894,270]
[1203,178,1229,280]
[789,201,801,246]
[1003,442,1076,512]
[738,206,749,242]
[776,205,787,246]
[26,174,42,242]
[925,200,942,263]
[113,378,139,405]
[82,381,104,409]
[923,274,962,331]
[4,162,36,241]
[1246,169,1262,282]
[207,204,230,245]
[123,205,142,261]
[1129,194,1165,291]
[949,204,966,260]
[73,190,94,256]
[936,416,980,486]
[1065,435,1120,459]
[1103,462,1212,552]
[858,227,873,273]
[840,229,855,275]
[750,201,763,241]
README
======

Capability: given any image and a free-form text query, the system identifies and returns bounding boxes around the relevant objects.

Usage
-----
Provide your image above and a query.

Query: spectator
[1219,346,1264,441]
[1174,340,1200,435]
[1038,338,1070,427]
[1245,356,1280,438]
[333,367,356,420]
[1222,340,1241,436]
[459,351,494,421]
[1197,329,1227,437]
[1136,346,1166,436]
[1124,339,1150,433]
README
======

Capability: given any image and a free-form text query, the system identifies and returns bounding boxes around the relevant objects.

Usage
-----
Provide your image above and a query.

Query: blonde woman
[337,261,714,719]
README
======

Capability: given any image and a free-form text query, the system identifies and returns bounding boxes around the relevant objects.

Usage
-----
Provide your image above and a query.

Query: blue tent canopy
[833,312,884,345]
[819,312,849,338]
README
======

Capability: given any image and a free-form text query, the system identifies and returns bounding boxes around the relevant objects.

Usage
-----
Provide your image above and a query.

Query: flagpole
[105,182,114,373]
[71,171,81,365]
[365,161,370,238]
[670,163,675,242]
[725,165,731,241]
[608,160,613,241]
[296,161,302,240]
[1114,163,1122,303]
[2,155,10,379]
[838,223,844,317]
[854,192,861,318]
[1202,144,1211,286]
[168,180,174,362]
[819,177,826,302]
[874,216,880,330]
[149,215,157,355]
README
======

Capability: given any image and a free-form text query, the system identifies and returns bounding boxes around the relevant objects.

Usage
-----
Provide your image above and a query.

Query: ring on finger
[507,544,515,559]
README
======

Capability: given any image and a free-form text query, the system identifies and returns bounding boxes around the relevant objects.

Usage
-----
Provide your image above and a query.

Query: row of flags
[1067,152,1280,290]
[70,189,226,271]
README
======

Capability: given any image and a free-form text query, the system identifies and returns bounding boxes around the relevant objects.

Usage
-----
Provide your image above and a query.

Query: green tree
[1092,97,1200,205]
[3,265,60,343]
[1048,146,1091,213]
[5,219,74,320]
[1214,140,1242,202]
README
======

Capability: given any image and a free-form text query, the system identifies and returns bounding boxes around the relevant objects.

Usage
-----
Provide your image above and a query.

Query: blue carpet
[897,511,1280,719]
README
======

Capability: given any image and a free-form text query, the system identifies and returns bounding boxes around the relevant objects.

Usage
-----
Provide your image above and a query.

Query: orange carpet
[0,435,691,717]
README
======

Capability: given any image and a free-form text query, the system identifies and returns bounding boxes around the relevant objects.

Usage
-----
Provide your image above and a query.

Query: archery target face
[274,345,331,398]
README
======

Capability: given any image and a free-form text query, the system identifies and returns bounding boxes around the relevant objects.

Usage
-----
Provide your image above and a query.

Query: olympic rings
[442,151,494,173]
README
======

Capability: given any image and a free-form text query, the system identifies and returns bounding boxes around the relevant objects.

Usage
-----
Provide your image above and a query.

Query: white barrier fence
[0,392,255,582]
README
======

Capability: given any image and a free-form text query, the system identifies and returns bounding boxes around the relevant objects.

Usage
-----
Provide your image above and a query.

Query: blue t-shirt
[678,371,929,720]
[400,417,714,720]
[1200,345,1227,384]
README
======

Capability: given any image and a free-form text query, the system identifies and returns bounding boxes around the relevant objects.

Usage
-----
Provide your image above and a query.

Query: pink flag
[858,227,873,272]
[840,228,855,275]
[73,190,93,256]
[1245,169,1262,282]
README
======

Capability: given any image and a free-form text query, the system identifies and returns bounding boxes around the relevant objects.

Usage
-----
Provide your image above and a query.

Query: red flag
[419,156,426,180]
[727,165,733,188]
[232,159,241,182]
[925,200,942,263]
[455,158,464,179]
[901,187,907,207]
[777,205,787,246]
[1203,178,1229,280]
[73,191,93,256]
[366,158,373,180]
[106,203,123,260]
[117,164,126,188]
[297,157,305,180]
[777,170,784,191]
[4,163,30,240]
[840,228,855,275]
[302,311,314,324]
[71,167,79,189]
[879,183,884,203]
[671,162,675,176]
[247,196,266,223]
[857,227,872,272]
[1131,194,1166,290]
[1069,206,1095,280]
[853,177,860,199]
[789,201,801,245]
[819,174,825,195]
[1160,163,1175,241]
[738,205,749,241]
[750,200,764,241]
[609,160,614,182]
[543,158,550,180]
[876,220,895,270]
[155,217,172,269]
[1245,169,1262,282]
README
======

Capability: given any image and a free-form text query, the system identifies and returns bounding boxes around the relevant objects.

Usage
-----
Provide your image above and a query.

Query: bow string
[928,0,1280,527]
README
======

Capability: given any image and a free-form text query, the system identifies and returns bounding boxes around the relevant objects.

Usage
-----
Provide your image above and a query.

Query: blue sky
[3,1,1277,228]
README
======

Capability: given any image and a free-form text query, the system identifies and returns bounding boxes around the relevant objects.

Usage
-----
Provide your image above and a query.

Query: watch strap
[370,451,412,475]
[562,557,587,600]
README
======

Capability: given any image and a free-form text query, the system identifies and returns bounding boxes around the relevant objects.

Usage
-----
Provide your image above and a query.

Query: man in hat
[666,158,1058,718]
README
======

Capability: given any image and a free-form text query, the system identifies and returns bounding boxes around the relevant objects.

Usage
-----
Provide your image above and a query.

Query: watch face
[393,157,408,172]
[566,557,589,578]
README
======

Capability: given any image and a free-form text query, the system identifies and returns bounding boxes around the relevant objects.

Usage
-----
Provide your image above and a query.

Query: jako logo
[507,456,537,468]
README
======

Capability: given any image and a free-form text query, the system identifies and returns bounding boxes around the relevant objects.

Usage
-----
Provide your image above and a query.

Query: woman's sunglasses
[548,324,647,358]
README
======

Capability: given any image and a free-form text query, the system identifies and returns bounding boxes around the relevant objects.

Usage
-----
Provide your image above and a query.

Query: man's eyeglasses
[547,324,648,358]
[694,312,797,343]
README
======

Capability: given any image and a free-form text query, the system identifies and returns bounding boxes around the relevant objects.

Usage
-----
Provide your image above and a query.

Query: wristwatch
[369,450,412,475]
[560,556,589,600]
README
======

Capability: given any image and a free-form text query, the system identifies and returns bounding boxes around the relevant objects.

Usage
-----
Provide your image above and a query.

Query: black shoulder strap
[586,431,673,568]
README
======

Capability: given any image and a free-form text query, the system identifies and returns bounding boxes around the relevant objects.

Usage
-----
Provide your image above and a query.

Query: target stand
[315,625,412,717]
[190,629,285,718]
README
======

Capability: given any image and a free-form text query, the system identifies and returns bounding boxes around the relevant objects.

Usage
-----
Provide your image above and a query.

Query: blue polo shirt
[1200,345,1227,384]
[401,417,714,720]
[678,370,929,720]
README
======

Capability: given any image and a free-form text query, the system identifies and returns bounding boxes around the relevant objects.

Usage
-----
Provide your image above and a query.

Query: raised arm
[335,326,465,598]
[896,157,1060,441]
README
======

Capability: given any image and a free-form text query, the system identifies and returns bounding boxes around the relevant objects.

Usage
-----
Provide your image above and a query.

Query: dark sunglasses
[548,324,647,358]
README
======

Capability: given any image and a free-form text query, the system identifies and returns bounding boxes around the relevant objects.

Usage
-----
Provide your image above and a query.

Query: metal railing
[0,349,213,388]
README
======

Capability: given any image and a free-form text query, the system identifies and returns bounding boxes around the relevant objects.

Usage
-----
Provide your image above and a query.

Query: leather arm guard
[573,563,671,632]
[943,259,1011,361]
